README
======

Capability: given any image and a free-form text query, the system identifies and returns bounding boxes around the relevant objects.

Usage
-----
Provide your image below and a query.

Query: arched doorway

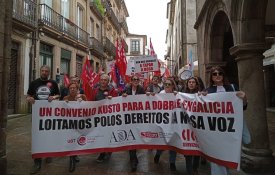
[210,11,238,85]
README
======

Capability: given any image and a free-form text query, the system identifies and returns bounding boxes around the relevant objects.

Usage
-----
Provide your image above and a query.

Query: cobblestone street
[6,114,275,175]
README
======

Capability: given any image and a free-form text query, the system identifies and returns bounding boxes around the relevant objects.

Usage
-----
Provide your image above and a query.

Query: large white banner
[32,92,243,169]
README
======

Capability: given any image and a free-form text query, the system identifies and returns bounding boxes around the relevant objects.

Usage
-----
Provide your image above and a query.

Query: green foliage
[94,0,105,16]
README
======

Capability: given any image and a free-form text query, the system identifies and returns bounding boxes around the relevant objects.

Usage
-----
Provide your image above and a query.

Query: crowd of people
[26,65,248,175]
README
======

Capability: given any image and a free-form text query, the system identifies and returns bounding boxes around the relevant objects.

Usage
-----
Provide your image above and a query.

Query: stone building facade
[194,0,275,173]
[10,0,129,114]
[125,33,147,61]
[165,0,197,76]
[166,0,275,173]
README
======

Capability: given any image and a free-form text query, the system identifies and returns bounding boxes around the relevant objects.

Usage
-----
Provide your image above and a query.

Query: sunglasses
[164,83,172,87]
[212,72,223,76]
[132,78,139,81]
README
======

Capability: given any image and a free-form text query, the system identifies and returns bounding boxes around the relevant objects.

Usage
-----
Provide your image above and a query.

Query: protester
[183,77,202,175]
[60,75,84,100]
[122,75,145,172]
[203,66,247,175]
[63,82,87,172]
[26,65,60,174]
[153,77,178,171]
[146,75,163,94]
[90,74,118,163]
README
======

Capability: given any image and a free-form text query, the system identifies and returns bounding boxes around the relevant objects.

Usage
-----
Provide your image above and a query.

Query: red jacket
[90,86,118,101]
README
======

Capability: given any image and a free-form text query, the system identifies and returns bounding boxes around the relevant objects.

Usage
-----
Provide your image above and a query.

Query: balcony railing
[89,37,104,56]
[105,4,121,32]
[130,51,140,55]
[120,20,128,34]
[104,37,116,56]
[39,4,89,45]
[12,0,37,28]
[121,39,128,53]
[89,0,103,19]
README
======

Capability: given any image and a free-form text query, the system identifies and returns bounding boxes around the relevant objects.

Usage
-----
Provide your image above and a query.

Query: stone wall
[0,0,12,174]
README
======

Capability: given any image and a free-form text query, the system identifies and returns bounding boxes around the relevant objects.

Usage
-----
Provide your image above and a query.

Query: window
[60,49,71,76]
[76,55,83,78]
[41,0,52,7]
[40,0,53,22]
[96,24,101,40]
[40,43,53,77]
[131,40,140,52]
[90,18,94,37]
[96,62,99,73]
[77,5,83,28]
[61,0,69,18]
[61,0,70,31]
[77,5,84,39]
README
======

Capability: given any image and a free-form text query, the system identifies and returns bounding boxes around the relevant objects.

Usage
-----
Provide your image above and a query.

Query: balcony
[121,39,128,53]
[130,51,140,55]
[105,4,121,32]
[89,37,104,57]
[120,20,128,34]
[89,0,103,20]
[114,0,121,9]
[104,37,116,56]
[39,4,89,46]
[12,0,37,31]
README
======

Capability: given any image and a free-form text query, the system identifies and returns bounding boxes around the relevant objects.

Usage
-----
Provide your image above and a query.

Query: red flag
[120,39,127,76]
[114,38,127,88]
[81,56,100,100]
[115,39,127,81]
[150,38,161,76]
[63,74,70,87]
[163,67,171,78]
[154,59,161,76]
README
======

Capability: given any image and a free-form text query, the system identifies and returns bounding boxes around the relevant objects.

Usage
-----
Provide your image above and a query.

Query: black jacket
[206,84,247,110]
[124,85,145,95]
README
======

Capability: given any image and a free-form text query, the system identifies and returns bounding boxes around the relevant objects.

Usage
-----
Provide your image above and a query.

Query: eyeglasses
[164,83,172,87]
[212,72,223,76]
[132,78,139,81]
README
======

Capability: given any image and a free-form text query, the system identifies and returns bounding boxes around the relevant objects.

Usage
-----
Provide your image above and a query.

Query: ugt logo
[110,129,136,143]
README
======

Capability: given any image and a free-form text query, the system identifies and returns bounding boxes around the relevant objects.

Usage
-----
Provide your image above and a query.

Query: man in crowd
[26,65,60,174]
[90,74,118,162]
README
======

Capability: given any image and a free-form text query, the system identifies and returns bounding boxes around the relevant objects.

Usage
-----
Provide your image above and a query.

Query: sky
[124,0,170,61]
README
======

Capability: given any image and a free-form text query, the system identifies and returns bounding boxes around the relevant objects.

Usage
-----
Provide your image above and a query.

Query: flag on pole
[114,38,127,89]
[81,56,100,100]
[188,49,194,75]
[163,67,171,78]
[150,38,161,77]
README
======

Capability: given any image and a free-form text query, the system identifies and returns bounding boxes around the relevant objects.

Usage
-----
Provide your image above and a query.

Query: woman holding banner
[183,77,202,175]
[63,82,87,172]
[122,75,145,172]
[153,77,178,171]
[203,66,248,175]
